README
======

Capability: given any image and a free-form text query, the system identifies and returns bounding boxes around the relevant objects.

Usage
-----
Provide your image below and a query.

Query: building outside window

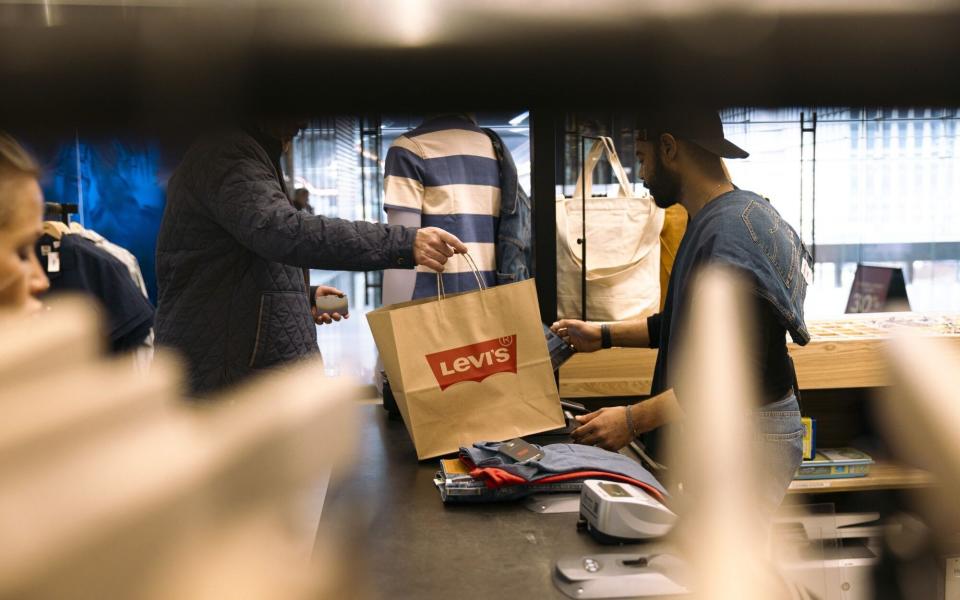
[290,109,960,320]
[721,108,960,317]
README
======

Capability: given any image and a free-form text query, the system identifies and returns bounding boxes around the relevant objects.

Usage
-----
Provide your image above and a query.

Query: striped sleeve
[384,136,425,213]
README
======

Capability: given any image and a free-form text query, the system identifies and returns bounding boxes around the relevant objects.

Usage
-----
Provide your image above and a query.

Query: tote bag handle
[573,137,635,200]
[560,138,661,276]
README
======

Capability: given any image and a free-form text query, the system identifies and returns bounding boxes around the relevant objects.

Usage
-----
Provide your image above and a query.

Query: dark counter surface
[319,404,659,600]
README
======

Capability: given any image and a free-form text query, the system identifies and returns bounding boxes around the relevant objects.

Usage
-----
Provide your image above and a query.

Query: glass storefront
[289,112,532,310]
[289,108,960,318]
[721,108,960,316]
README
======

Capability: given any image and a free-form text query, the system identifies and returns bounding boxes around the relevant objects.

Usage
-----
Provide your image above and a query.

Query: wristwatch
[600,324,613,349]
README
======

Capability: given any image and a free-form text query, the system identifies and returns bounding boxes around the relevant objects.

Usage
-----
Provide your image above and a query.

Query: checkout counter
[320,404,684,599]
[320,313,960,599]
[319,405,884,599]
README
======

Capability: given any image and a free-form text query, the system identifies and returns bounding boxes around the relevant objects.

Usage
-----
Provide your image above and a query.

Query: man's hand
[413,227,468,272]
[551,319,602,352]
[312,285,348,325]
[571,391,684,451]
[570,406,635,451]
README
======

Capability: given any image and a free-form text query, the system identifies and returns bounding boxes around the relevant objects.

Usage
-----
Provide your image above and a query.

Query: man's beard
[644,152,681,209]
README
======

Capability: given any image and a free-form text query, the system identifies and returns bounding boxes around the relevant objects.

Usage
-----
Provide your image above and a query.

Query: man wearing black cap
[552,110,812,509]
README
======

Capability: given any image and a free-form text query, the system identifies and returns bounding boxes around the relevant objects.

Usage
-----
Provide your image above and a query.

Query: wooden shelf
[789,337,891,390]
[558,313,960,397]
[787,461,935,494]
[558,348,656,398]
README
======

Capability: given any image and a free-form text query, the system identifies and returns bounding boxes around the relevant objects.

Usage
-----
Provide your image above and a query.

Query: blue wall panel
[42,138,169,303]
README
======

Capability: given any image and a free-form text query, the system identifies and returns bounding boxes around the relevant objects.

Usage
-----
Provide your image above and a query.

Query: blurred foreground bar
[2,1,960,128]
[0,296,363,600]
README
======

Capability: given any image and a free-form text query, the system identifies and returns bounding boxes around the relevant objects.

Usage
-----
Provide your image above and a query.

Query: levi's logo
[425,336,517,391]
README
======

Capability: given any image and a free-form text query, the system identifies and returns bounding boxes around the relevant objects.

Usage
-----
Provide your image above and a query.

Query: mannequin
[381,113,501,303]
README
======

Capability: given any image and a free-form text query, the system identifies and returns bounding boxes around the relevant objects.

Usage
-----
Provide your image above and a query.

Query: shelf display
[788,462,934,494]
[794,447,873,480]
[559,312,960,397]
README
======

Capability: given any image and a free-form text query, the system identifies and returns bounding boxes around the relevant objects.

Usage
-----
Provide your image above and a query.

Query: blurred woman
[0,132,49,314]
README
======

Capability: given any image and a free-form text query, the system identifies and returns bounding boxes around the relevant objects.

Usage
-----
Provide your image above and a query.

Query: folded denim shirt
[460,442,668,500]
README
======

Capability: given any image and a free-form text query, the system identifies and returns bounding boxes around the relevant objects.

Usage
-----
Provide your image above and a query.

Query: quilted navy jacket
[156,129,416,394]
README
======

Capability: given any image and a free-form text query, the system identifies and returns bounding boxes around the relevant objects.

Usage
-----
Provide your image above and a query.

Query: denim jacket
[651,189,812,397]
[483,128,534,283]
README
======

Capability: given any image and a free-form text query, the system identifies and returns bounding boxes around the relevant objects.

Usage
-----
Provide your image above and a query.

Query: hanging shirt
[384,115,501,298]
[67,222,155,370]
[36,234,155,353]
[67,222,149,298]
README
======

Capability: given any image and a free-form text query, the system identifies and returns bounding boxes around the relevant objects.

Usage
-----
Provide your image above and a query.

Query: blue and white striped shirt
[384,116,500,299]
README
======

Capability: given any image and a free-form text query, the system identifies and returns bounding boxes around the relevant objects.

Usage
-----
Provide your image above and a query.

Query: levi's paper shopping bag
[367,278,564,460]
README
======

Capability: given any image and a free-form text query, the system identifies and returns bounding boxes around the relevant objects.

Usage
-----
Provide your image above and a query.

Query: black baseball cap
[636,109,749,159]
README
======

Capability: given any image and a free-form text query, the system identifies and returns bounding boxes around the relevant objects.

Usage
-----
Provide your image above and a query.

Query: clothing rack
[44,202,79,225]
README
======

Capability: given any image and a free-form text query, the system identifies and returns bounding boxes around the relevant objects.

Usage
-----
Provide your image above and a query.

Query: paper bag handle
[436,252,486,300]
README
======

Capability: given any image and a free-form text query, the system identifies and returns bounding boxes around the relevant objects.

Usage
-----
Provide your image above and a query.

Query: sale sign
[846,264,910,313]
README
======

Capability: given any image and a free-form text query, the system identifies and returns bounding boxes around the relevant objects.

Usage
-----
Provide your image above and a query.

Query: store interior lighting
[508,111,530,127]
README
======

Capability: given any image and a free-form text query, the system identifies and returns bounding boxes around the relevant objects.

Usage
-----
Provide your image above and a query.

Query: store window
[290,109,960,319]
[287,113,530,381]
[720,108,960,316]
[288,112,531,309]
[557,108,960,317]
[289,118,363,221]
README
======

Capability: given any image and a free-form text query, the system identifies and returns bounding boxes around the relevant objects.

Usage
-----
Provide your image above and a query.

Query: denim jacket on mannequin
[483,128,534,283]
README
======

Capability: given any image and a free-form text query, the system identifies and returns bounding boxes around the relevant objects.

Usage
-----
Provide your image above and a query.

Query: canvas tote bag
[556,136,665,322]
[367,259,564,460]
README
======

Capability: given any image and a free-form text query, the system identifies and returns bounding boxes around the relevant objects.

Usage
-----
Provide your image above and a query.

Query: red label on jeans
[425,336,517,391]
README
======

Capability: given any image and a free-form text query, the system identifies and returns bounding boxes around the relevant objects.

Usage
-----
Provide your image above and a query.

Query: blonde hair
[0,132,40,227]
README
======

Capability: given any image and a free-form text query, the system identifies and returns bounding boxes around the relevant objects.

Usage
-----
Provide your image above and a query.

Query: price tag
[801,258,813,286]
[791,480,832,489]
[47,251,60,273]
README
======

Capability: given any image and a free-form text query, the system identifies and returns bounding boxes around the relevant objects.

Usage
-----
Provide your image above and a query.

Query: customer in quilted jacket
[156,120,467,395]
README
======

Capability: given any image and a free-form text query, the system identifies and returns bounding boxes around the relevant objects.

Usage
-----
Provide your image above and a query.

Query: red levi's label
[425,335,518,391]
